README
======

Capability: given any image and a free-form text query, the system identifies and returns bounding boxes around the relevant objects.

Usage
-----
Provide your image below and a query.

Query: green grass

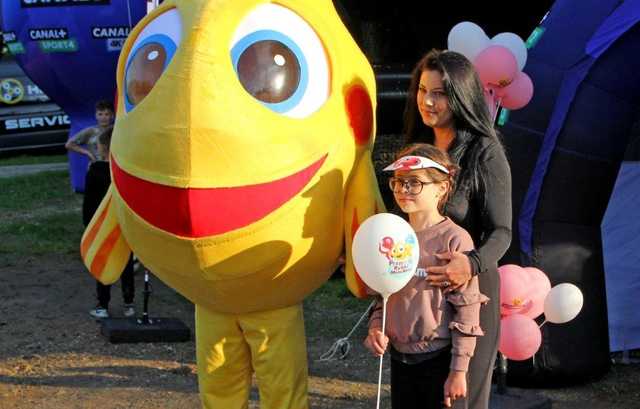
[0,211,83,256]
[306,278,370,311]
[304,278,373,338]
[0,170,82,262]
[0,171,76,211]
[0,154,68,167]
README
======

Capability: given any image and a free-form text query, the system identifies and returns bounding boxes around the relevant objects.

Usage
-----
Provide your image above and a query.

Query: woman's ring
[442,281,451,287]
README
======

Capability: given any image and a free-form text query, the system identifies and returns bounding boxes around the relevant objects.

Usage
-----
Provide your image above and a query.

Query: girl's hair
[395,143,460,212]
[403,49,502,194]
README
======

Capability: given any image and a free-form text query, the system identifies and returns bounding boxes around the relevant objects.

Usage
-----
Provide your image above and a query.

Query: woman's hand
[425,251,472,293]
[443,370,467,407]
[363,328,388,357]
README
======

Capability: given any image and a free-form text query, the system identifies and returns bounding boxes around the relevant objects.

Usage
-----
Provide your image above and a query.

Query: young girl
[364,143,488,409]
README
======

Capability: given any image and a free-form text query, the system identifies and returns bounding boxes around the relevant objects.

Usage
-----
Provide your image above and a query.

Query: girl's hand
[425,251,472,293]
[363,328,388,357]
[443,370,467,407]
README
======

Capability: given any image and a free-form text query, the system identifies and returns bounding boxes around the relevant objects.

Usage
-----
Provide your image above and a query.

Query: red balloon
[380,236,394,251]
[499,314,542,361]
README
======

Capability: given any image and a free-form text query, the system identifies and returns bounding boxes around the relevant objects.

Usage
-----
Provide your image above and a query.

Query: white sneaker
[89,307,109,319]
[123,304,136,318]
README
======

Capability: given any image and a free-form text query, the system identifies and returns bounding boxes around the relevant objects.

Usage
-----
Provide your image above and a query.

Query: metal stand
[140,269,152,325]
[497,352,508,394]
[490,353,552,409]
[100,269,190,343]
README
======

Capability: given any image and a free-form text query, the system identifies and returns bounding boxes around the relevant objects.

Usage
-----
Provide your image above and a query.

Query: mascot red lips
[111,154,327,238]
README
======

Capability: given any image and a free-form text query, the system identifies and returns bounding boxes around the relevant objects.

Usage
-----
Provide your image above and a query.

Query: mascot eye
[230,4,330,118]
[123,8,182,112]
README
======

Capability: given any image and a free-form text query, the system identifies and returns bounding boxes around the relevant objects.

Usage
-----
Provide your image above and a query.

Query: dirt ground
[0,254,388,409]
[1,254,639,409]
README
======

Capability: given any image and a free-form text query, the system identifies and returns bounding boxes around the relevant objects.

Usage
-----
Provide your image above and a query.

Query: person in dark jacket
[403,49,512,409]
[69,118,136,320]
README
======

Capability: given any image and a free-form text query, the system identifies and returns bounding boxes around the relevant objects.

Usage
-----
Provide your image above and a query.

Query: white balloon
[491,32,528,71]
[352,213,419,298]
[543,283,584,324]
[447,21,490,61]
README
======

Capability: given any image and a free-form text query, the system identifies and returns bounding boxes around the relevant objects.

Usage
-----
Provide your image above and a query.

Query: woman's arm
[466,141,512,275]
[426,140,512,289]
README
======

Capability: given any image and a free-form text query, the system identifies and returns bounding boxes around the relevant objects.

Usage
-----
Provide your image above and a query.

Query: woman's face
[416,70,454,130]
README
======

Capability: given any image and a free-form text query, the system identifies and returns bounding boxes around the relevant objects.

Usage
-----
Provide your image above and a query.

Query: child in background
[364,143,488,409]
[65,100,114,165]
[66,104,136,319]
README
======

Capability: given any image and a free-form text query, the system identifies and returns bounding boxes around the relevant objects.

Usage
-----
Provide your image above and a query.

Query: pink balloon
[521,267,551,319]
[498,264,528,316]
[499,264,551,318]
[499,314,542,361]
[473,45,518,88]
[499,72,533,110]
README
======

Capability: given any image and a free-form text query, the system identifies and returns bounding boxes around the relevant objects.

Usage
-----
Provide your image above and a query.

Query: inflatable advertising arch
[501,0,640,385]
[1,0,146,191]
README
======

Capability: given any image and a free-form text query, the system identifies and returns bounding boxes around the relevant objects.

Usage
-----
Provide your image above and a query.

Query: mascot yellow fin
[344,152,385,298]
[80,185,132,284]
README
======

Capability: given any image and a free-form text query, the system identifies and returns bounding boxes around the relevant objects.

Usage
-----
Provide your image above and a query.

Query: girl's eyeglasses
[388,177,437,195]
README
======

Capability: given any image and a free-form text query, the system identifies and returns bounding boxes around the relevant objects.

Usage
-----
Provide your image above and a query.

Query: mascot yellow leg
[196,304,309,409]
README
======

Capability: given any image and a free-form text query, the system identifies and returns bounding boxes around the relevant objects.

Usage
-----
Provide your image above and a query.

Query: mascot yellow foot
[80,0,382,407]
[197,304,308,409]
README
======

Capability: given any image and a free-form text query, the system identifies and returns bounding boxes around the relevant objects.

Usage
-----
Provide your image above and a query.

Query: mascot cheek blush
[80,0,383,407]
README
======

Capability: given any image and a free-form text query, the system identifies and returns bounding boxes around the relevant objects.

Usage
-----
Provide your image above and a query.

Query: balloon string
[492,97,502,123]
[539,319,547,328]
[376,296,388,409]
[318,300,376,362]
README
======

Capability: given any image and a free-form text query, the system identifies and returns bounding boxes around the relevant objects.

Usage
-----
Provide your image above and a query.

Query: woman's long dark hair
[404,49,502,195]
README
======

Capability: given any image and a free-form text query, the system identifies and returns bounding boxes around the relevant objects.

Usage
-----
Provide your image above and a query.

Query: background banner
[1,0,146,191]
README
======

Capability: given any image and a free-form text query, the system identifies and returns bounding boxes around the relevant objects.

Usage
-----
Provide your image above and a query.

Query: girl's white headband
[383,155,449,174]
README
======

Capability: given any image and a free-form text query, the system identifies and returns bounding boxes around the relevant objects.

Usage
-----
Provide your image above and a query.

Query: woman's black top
[445,136,512,275]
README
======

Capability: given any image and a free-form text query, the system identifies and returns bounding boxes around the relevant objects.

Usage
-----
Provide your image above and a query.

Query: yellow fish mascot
[80,0,382,407]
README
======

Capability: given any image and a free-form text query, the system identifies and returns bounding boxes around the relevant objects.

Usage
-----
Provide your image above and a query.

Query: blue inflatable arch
[502,0,640,384]
[1,1,146,192]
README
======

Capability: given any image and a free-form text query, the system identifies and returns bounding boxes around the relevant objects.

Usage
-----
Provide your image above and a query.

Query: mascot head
[82,0,382,313]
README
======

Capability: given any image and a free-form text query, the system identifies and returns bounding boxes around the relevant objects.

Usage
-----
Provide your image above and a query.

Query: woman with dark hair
[404,49,512,409]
